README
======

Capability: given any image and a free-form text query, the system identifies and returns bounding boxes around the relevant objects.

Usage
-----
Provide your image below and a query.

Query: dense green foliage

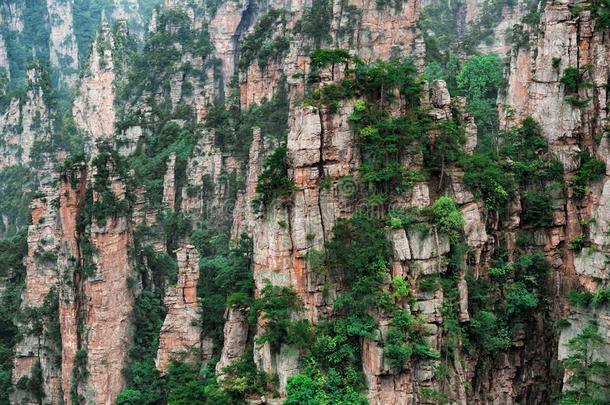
[74,0,114,62]
[348,60,428,197]
[254,285,313,351]
[309,48,352,81]
[567,284,610,309]
[310,49,352,72]
[424,119,466,187]
[197,234,254,348]
[560,66,593,108]
[122,8,212,103]
[253,146,295,212]
[0,1,50,88]
[466,250,550,357]
[572,152,606,199]
[385,309,439,369]
[0,0,158,90]
[461,0,517,51]
[571,0,610,29]
[2,1,607,403]
[460,152,513,210]
[117,8,291,401]
[0,166,34,236]
[0,231,27,402]
[120,217,255,404]
[239,9,290,71]
[284,344,368,404]
[306,55,428,200]
[430,197,465,243]
[90,145,132,224]
[419,0,461,65]
[456,54,504,148]
[592,0,610,29]
[121,288,167,405]
[294,0,333,48]
[287,214,393,403]
[130,120,197,208]
[159,353,273,405]
[205,78,289,161]
[461,116,563,224]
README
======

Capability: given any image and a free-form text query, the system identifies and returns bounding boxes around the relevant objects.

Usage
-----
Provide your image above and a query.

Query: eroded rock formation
[4,0,610,404]
[156,245,202,373]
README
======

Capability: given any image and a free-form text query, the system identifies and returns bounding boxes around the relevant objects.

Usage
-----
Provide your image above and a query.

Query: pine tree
[560,323,610,404]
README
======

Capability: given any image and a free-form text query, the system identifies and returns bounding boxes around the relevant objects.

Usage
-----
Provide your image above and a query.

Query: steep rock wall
[72,18,118,147]
[501,0,610,397]
[6,0,610,404]
[156,245,202,373]
[47,0,79,86]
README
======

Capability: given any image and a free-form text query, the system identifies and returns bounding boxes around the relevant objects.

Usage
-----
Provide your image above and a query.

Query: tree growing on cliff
[592,0,610,29]
[252,146,295,212]
[309,49,352,81]
[560,323,610,404]
[456,54,504,150]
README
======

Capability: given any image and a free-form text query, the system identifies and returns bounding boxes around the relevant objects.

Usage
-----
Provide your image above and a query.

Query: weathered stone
[390,228,412,261]
[407,228,450,260]
[163,152,177,210]
[574,250,609,281]
[72,17,117,147]
[156,245,202,374]
[461,202,488,249]
[431,80,451,109]
[47,0,79,86]
[216,308,249,375]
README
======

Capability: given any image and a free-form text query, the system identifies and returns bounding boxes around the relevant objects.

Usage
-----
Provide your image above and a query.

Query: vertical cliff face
[12,166,63,405]
[0,64,53,169]
[0,34,10,79]
[502,0,610,392]
[9,7,138,404]
[3,0,610,403]
[56,164,86,405]
[156,245,202,372]
[85,203,135,405]
[47,0,80,86]
[72,18,118,146]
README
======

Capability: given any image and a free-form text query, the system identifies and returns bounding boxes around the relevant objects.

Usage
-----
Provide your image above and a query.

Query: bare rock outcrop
[156,245,202,373]
[47,0,79,87]
[72,17,117,147]
[215,307,250,375]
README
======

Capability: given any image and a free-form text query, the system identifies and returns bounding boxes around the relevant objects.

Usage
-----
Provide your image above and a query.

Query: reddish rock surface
[156,245,202,374]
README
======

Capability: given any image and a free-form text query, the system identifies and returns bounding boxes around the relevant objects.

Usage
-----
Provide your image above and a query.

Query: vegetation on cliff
[0,232,27,403]
[2,0,610,404]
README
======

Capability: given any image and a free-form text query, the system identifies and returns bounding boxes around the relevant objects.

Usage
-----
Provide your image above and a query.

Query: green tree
[592,0,610,29]
[461,152,513,210]
[294,0,333,48]
[560,324,610,404]
[431,196,465,243]
[425,119,465,186]
[457,54,504,101]
[456,54,504,149]
[254,285,312,352]
[309,49,351,80]
[252,146,295,212]
[285,373,329,405]
[116,389,145,405]
[0,231,27,403]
